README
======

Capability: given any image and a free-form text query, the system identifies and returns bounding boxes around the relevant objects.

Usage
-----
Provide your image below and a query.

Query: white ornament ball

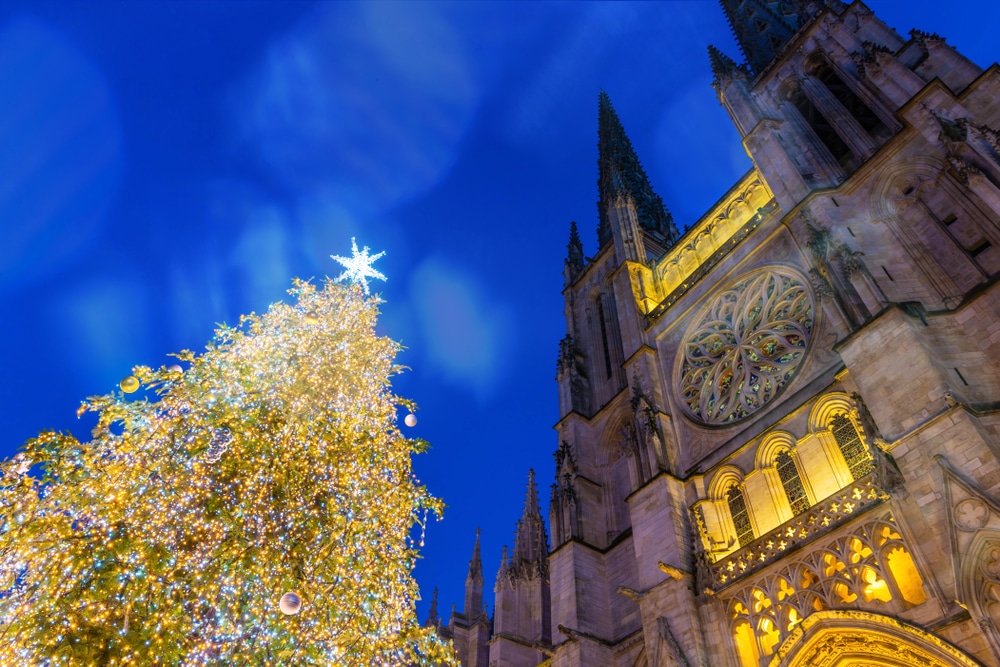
[404,413,417,428]
[167,364,183,374]
[279,591,302,616]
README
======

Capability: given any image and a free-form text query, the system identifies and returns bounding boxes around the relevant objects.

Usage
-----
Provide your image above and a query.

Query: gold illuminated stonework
[676,267,813,425]
[771,610,982,667]
[634,170,776,320]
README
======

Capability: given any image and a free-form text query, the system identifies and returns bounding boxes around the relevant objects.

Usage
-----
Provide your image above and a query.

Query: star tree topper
[331,238,387,295]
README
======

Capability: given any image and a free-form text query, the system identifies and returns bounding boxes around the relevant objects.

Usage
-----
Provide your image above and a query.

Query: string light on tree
[0,255,457,666]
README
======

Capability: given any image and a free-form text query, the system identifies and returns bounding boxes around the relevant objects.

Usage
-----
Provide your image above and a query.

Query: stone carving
[725,514,927,662]
[557,334,591,415]
[771,609,983,667]
[708,471,888,587]
[677,268,814,425]
[647,176,776,323]
[954,498,989,532]
[651,616,691,667]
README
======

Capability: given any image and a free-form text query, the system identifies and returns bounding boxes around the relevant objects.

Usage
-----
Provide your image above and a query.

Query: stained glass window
[727,484,754,547]
[831,413,873,480]
[677,269,813,425]
[776,451,810,515]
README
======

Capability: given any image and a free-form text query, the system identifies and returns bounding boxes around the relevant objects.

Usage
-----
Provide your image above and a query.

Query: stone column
[777,97,846,185]
[800,73,879,161]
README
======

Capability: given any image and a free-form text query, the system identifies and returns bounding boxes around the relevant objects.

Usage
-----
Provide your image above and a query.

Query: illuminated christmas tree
[0,244,456,666]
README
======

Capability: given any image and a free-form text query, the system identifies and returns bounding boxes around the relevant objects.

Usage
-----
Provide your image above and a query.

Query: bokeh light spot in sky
[0,16,123,290]
[410,258,514,400]
[47,277,151,390]
[233,2,481,220]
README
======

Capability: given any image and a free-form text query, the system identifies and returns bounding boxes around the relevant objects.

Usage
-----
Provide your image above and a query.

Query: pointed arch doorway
[770,610,983,667]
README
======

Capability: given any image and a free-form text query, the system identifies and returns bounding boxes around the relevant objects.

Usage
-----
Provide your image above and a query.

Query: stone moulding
[707,471,888,589]
[646,197,779,325]
[769,609,982,667]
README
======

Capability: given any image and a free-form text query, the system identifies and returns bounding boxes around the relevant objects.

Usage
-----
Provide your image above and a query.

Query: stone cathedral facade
[433,1,1000,665]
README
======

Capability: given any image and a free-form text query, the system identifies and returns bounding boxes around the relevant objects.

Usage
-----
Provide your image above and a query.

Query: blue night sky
[1,1,997,625]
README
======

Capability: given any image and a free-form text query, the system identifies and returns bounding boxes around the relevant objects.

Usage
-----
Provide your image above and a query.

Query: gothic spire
[708,44,742,86]
[597,92,677,249]
[425,587,439,627]
[511,469,549,567]
[464,528,485,616]
[565,221,585,284]
[468,527,483,581]
[718,0,815,74]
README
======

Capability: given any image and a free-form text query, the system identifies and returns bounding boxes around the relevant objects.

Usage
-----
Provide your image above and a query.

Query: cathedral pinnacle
[596,92,678,249]
[718,0,818,74]
[464,528,485,617]
[468,527,483,582]
[708,44,742,85]
[511,469,549,568]
[565,221,585,284]
[425,587,439,627]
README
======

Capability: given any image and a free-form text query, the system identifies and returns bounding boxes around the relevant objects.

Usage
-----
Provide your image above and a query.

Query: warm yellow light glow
[758,616,781,656]
[860,566,892,603]
[733,620,760,667]
[0,279,457,666]
[833,581,858,605]
[886,546,927,605]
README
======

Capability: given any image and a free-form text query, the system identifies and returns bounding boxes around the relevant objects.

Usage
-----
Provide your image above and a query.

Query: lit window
[727,484,754,547]
[831,413,873,480]
[776,451,810,514]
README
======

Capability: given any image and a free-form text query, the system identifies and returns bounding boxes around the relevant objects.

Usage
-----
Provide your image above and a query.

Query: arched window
[596,297,613,379]
[830,413,873,480]
[776,451,810,515]
[727,484,754,547]
[811,60,891,143]
[788,83,855,170]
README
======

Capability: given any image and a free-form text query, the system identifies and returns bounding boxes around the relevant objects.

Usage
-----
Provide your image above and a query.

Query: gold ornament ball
[404,413,418,427]
[120,376,140,393]
[305,312,319,325]
[279,591,302,615]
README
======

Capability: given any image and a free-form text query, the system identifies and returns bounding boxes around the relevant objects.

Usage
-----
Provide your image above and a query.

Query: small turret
[464,528,484,617]
[491,471,552,665]
[564,221,585,285]
[708,44,741,84]
[512,470,549,568]
[424,587,440,628]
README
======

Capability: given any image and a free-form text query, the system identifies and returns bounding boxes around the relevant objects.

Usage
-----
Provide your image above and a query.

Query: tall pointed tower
[491,471,551,667]
[453,1,1000,665]
[449,530,491,667]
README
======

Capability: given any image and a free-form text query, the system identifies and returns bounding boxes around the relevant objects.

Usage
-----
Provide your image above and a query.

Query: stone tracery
[677,268,814,425]
[724,514,927,665]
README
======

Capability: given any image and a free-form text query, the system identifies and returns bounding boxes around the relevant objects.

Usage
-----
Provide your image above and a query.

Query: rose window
[676,268,814,425]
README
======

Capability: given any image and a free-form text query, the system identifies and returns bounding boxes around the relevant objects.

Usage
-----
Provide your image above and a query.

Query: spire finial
[708,44,741,84]
[511,469,549,569]
[565,221,585,284]
[425,587,439,627]
[597,92,678,249]
[468,527,483,580]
